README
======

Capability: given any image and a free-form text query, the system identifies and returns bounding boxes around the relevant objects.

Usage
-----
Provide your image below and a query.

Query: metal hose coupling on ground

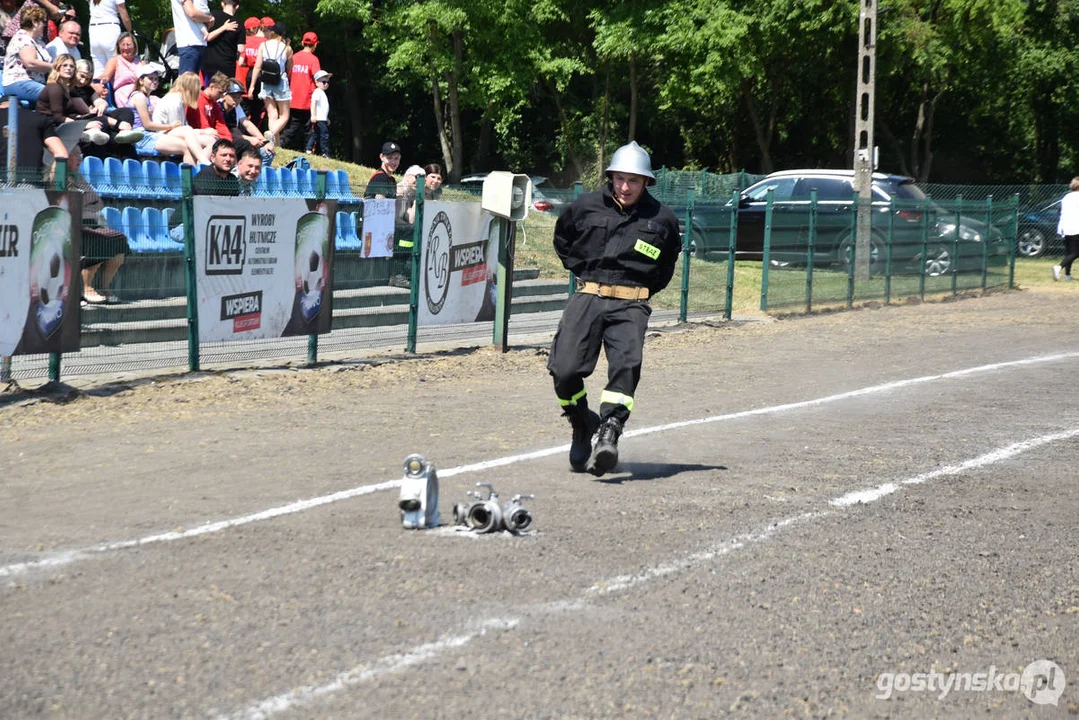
[399,454,441,529]
[502,494,534,532]
[452,483,535,534]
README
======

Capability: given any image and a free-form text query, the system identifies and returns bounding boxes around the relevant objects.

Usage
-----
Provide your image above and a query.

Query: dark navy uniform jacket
[553,183,682,296]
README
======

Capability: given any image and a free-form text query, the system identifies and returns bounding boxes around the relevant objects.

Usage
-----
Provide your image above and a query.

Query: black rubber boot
[564,404,601,472]
[588,418,623,476]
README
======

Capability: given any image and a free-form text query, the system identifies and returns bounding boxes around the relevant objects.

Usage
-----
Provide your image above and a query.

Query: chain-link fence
[2,166,1027,385]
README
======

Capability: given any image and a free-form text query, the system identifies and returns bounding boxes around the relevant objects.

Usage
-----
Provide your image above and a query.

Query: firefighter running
[547,141,682,476]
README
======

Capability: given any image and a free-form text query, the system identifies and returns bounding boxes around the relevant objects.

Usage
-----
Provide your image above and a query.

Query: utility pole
[853,0,878,280]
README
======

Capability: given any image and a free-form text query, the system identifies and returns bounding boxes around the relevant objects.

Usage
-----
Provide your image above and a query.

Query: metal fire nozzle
[399,454,441,529]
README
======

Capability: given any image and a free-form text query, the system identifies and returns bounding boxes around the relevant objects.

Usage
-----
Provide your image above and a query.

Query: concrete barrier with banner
[193,196,337,341]
[0,188,82,356]
[419,200,499,326]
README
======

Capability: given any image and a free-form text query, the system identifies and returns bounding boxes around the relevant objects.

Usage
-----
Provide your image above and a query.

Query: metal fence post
[724,190,737,320]
[679,188,694,323]
[760,188,773,312]
[920,197,929,300]
[952,196,962,296]
[46,159,68,383]
[309,170,328,365]
[181,164,199,372]
[1009,193,1018,289]
[885,197,895,304]
[846,194,855,308]
[806,189,817,313]
[406,186,424,354]
[982,196,992,290]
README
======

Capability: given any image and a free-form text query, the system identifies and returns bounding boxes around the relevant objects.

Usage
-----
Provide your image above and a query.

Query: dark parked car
[680,170,1001,275]
[1016,200,1063,257]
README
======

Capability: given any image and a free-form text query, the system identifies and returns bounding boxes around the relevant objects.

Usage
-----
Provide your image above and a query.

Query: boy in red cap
[234,16,260,86]
[279,30,321,149]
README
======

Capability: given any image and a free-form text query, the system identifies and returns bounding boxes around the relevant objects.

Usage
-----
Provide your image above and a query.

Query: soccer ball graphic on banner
[30,207,72,338]
[295,212,328,322]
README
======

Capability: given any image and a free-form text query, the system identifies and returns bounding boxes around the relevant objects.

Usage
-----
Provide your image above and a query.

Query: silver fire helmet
[605,141,656,186]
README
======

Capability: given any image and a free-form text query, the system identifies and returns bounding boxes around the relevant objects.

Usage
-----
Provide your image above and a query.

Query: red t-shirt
[238,35,265,89]
[186,91,231,138]
[288,49,321,111]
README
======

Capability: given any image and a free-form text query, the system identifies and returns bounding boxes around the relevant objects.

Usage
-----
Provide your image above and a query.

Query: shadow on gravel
[596,462,728,484]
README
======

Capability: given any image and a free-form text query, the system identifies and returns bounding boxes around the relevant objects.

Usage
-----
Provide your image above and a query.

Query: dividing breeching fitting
[502,494,534,533]
[466,482,503,533]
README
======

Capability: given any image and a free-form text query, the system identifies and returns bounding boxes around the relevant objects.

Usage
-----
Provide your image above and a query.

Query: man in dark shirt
[363,141,401,199]
[201,0,242,85]
[193,138,240,195]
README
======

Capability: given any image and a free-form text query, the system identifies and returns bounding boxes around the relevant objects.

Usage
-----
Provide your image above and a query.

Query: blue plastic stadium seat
[334,170,355,201]
[141,207,180,252]
[143,161,166,198]
[334,210,349,249]
[161,161,181,197]
[101,206,123,233]
[123,206,149,252]
[123,158,147,198]
[297,168,317,197]
[80,155,105,191]
[102,157,126,198]
[347,211,363,249]
[279,167,298,196]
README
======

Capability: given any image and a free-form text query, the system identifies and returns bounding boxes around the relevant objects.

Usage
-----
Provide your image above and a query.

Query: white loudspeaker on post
[482,172,532,221]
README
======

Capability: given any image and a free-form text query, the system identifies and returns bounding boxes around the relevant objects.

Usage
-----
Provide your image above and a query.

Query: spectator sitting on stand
[128,63,213,165]
[37,53,142,147]
[219,77,273,164]
[186,71,232,141]
[70,58,107,106]
[98,31,143,108]
[423,162,444,200]
[1,7,52,105]
[45,17,79,60]
[193,137,240,194]
[153,71,217,157]
[234,145,261,194]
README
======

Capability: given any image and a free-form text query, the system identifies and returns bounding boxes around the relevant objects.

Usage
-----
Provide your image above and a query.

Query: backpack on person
[260,42,284,85]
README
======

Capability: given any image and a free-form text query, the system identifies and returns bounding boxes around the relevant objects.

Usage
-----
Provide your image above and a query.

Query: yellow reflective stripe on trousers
[600,389,634,412]
[557,388,589,407]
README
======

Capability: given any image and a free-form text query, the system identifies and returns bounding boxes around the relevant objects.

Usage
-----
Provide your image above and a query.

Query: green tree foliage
[126,0,1079,183]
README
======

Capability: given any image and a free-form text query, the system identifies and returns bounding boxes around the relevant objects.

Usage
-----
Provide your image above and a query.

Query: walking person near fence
[1054,177,1079,282]
[547,141,682,476]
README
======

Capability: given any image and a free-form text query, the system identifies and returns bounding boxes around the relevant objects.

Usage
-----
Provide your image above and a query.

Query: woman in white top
[129,65,212,165]
[247,21,292,146]
[151,71,216,156]
[88,0,131,78]
[1,6,51,104]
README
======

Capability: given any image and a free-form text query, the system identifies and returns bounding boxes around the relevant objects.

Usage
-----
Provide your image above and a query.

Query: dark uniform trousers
[548,292,652,425]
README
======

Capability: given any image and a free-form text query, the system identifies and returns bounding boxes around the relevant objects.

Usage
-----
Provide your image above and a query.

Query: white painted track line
[2,350,1077,579]
[220,425,1079,719]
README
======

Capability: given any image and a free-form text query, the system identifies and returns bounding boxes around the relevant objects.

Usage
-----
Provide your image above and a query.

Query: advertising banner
[360,198,395,259]
[0,188,82,356]
[194,197,336,342]
[418,201,499,326]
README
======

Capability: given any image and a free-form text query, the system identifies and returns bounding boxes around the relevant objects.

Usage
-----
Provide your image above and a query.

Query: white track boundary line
[2,350,1076,580]
[220,425,1079,719]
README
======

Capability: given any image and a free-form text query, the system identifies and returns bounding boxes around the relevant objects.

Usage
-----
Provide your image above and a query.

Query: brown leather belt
[576,280,649,300]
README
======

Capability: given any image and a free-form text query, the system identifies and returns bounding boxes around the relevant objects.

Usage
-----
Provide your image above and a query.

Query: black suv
[682,170,998,275]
